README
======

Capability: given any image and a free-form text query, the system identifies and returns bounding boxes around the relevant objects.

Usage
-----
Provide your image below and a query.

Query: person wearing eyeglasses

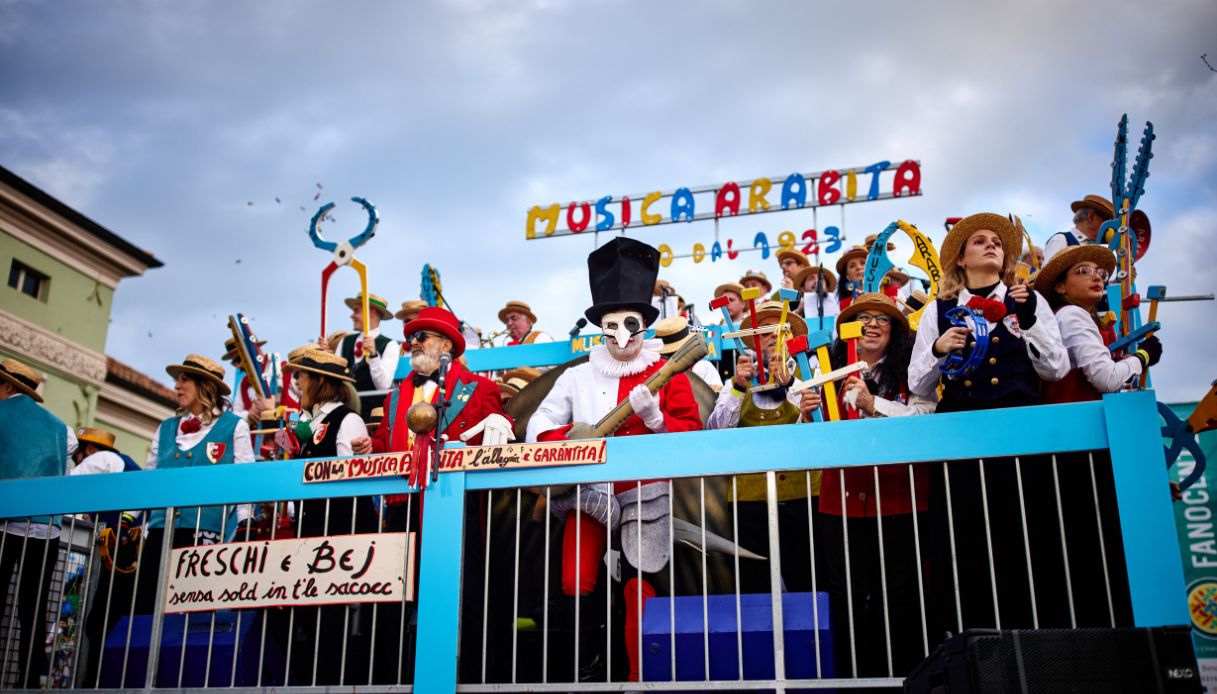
[1036,245,1160,403]
[818,293,934,679]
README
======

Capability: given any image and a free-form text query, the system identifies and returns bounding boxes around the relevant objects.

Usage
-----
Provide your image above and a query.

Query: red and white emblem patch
[312,423,329,446]
[206,442,227,463]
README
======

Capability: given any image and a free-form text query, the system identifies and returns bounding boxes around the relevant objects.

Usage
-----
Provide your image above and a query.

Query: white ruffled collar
[589,339,663,378]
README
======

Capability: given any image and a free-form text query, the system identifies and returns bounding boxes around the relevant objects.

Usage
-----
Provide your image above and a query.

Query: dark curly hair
[829,318,914,400]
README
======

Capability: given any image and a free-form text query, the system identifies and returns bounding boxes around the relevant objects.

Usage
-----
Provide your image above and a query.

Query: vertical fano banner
[1169,402,1217,692]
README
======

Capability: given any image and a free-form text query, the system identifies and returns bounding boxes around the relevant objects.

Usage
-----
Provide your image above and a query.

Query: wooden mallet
[806,329,841,421]
[1139,285,1165,388]
[786,334,822,422]
[838,320,864,419]
[741,286,766,384]
[709,294,742,351]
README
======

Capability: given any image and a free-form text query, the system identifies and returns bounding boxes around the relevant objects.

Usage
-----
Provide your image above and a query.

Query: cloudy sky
[2,0,1215,403]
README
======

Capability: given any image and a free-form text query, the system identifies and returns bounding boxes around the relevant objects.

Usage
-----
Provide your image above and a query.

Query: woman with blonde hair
[908,214,1069,653]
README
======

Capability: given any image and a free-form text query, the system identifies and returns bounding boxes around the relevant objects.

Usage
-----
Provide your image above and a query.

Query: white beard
[411,351,439,374]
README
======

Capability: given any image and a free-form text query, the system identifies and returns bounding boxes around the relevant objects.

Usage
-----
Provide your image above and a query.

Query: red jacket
[372,360,511,453]
[536,359,702,493]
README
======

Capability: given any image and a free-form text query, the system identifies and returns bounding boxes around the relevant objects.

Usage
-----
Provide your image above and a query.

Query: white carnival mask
[600,309,646,350]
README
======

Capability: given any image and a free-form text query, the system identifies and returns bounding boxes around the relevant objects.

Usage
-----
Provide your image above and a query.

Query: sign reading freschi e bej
[300,439,608,484]
[164,532,416,613]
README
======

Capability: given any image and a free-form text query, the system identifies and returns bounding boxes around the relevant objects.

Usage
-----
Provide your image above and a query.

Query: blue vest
[147,412,239,534]
[936,295,1041,405]
[0,395,67,525]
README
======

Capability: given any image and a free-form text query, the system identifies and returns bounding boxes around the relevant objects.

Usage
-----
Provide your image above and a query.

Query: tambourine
[939,306,989,379]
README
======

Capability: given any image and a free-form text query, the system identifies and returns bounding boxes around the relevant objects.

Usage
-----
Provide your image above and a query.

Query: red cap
[403,307,466,357]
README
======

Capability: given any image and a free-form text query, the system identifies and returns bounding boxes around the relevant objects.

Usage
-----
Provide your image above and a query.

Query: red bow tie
[180,416,202,434]
[966,296,1007,323]
[354,339,363,359]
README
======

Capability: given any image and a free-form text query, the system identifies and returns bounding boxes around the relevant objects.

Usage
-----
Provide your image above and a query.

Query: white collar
[588,339,663,378]
[958,283,1008,303]
[308,400,341,420]
[360,327,382,338]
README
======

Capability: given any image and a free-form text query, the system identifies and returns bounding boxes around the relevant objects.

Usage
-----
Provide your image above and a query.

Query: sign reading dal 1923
[163,532,415,613]
[301,439,608,484]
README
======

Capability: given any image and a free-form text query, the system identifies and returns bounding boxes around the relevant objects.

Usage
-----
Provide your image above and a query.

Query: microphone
[569,317,588,337]
[437,353,452,389]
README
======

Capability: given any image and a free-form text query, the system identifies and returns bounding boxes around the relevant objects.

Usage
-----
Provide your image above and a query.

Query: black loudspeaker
[904,627,1201,694]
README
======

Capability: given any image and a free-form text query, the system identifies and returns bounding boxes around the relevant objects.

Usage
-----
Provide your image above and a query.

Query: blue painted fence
[0,391,1186,692]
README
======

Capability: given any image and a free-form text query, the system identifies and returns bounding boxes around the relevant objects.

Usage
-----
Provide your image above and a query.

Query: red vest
[1041,315,1116,405]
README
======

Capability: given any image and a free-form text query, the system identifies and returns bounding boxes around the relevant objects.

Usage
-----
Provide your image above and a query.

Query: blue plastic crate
[641,591,833,682]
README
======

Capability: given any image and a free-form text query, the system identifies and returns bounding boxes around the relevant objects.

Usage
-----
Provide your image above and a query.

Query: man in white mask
[527,237,702,682]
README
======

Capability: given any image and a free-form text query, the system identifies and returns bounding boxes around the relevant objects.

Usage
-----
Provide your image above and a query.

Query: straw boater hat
[287,343,324,362]
[886,267,910,285]
[938,212,1022,271]
[776,248,811,270]
[793,265,837,293]
[324,331,348,351]
[1070,194,1115,220]
[713,282,744,300]
[283,348,356,384]
[838,292,909,331]
[653,316,699,356]
[366,407,384,432]
[0,358,45,402]
[343,292,394,321]
[499,367,542,384]
[497,300,537,324]
[835,245,869,277]
[751,300,808,338]
[1032,244,1117,297]
[395,299,427,323]
[497,377,531,400]
[738,269,772,293]
[166,354,231,395]
[76,427,117,451]
[223,336,265,360]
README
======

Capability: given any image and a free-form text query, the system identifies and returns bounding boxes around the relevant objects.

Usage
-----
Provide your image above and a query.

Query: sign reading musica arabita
[301,439,607,484]
[163,532,415,614]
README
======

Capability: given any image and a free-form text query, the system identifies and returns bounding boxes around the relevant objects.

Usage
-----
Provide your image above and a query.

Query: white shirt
[526,342,662,442]
[349,328,401,391]
[909,284,1069,399]
[144,410,256,469]
[304,400,369,457]
[796,292,840,325]
[691,359,723,390]
[706,369,802,430]
[70,450,127,476]
[1044,229,1096,265]
[1055,305,1141,393]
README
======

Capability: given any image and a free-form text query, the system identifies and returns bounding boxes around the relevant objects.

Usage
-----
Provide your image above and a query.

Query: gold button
[988,357,997,365]
[992,336,1001,344]
[186,452,192,458]
[991,377,1000,385]
[964,380,973,387]
[174,452,180,458]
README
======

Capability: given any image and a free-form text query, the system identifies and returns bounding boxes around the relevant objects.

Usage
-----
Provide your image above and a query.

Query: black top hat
[584,237,661,327]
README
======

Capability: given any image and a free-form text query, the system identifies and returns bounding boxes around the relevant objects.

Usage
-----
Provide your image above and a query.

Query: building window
[7,259,49,301]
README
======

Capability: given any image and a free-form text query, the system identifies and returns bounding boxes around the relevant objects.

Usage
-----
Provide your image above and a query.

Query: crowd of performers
[0,195,1170,686]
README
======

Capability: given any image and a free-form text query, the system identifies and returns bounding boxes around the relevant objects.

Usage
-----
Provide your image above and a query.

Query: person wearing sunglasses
[1037,245,1160,403]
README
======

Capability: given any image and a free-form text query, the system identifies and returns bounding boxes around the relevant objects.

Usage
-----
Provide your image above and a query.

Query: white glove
[460,413,514,446]
[628,384,666,432]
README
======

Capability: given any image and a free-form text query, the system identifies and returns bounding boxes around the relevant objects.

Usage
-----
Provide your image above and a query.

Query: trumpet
[481,328,509,347]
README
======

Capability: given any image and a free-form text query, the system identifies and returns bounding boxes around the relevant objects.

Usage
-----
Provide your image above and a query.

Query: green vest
[733,390,821,501]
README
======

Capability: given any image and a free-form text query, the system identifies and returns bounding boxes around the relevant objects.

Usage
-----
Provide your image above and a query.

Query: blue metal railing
[0,391,1187,692]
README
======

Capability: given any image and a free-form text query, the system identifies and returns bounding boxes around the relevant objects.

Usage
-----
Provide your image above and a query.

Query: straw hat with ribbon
[395,299,428,323]
[864,233,898,252]
[752,300,808,338]
[287,343,324,362]
[500,367,542,384]
[223,336,266,361]
[1032,244,1117,299]
[835,245,869,278]
[166,355,230,395]
[282,348,356,384]
[653,316,699,355]
[738,269,773,293]
[0,358,45,402]
[76,427,117,451]
[343,292,394,321]
[497,300,538,325]
[793,265,837,293]
[938,212,1022,271]
[838,292,909,331]
[497,377,532,400]
[1070,194,1115,220]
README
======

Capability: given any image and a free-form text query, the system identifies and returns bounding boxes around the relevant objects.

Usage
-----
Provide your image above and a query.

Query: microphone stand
[431,355,452,485]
